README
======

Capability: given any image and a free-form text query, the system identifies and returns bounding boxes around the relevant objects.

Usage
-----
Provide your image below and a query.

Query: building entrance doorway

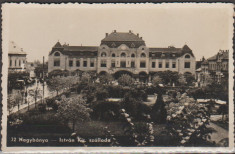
[120,61,126,68]
[139,71,148,83]
[114,70,133,79]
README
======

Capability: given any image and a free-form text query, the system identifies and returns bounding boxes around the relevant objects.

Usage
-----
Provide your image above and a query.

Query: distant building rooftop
[9,41,27,55]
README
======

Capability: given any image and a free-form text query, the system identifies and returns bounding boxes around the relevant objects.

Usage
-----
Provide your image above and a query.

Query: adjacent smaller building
[196,50,228,87]
[8,41,27,72]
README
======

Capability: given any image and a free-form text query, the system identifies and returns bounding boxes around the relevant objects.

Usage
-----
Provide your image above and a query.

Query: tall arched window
[121,52,126,57]
[101,52,107,57]
[131,53,135,57]
[185,55,190,58]
[112,53,116,57]
[54,52,60,56]
[141,53,146,57]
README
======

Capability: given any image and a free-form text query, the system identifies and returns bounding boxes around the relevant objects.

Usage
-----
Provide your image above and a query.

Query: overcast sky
[3,3,233,62]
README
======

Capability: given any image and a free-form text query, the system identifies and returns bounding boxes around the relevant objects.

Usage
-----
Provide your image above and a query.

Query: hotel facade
[48,31,196,80]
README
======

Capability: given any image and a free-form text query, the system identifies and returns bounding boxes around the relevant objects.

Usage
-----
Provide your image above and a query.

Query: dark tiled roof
[149,47,181,52]
[207,55,217,60]
[50,44,98,57]
[182,44,191,52]
[149,46,194,59]
[63,46,98,52]
[201,60,209,65]
[101,41,145,48]
[102,32,144,42]
[54,42,62,48]
[101,31,145,48]
[208,51,229,61]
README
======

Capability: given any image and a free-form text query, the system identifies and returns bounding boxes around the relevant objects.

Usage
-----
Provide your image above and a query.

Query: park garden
[7,70,228,147]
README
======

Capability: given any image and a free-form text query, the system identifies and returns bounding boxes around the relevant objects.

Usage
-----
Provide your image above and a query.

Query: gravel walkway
[208,122,228,146]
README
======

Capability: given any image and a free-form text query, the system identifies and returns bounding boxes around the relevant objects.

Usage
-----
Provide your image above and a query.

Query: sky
[3,3,234,62]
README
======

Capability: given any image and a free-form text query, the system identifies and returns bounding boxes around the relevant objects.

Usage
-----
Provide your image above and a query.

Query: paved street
[8,80,58,115]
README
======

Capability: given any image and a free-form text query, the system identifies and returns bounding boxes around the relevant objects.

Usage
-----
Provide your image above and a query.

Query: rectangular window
[15,60,17,66]
[172,62,176,68]
[152,62,156,68]
[111,61,115,67]
[69,60,73,67]
[76,60,80,67]
[184,62,190,68]
[101,60,106,67]
[140,61,146,68]
[121,61,126,68]
[19,60,21,66]
[131,61,135,68]
[83,61,87,67]
[159,62,162,68]
[54,60,60,66]
[90,61,94,67]
[10,60,12,66]
[166,62,169,68]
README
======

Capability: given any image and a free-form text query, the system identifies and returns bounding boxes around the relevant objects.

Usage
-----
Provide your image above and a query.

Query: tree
[34,63,48,79]
[80,72,91,84]
[99,73,114,85]
[151,92,167,123]
[47,76,64,96]
[7,93,21,114]
[217,104,228,121]
[165,94,212,146]
[56,95,92,132]
[63,76,79,90]
[205,81,224,100]
[8,71,29,91]
[118,74,135,87]
[155,71,179,86]
[183,72,195,86]
[28,87,42,108]
[152,75,162,86]
[178,74,187,85]
[122,88,144,118]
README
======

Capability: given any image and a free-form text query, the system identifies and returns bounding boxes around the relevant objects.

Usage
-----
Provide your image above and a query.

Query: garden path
[208,122,228,146]
[8,81,60,115]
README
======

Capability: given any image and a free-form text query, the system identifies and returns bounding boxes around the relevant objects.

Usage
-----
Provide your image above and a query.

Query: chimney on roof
[140,37,142,39]
[114,30,116,33]
[106,33,108,37]
[137,33,139,37]
[129,30,132,33]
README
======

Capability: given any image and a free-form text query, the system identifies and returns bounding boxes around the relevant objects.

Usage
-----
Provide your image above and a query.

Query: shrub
[106,85,124,98]
[150,93,167,124]
[118,74,135,87]
[46,98,59,111]
[56,95,92,131]
[140,90,148,102]
[165,95,213,146]
[38,103,46,113]
[8,110,71,134]
[96,88,109,101]
[122,90,140,117]
[152,75,163,86]
[91,101,121,121]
